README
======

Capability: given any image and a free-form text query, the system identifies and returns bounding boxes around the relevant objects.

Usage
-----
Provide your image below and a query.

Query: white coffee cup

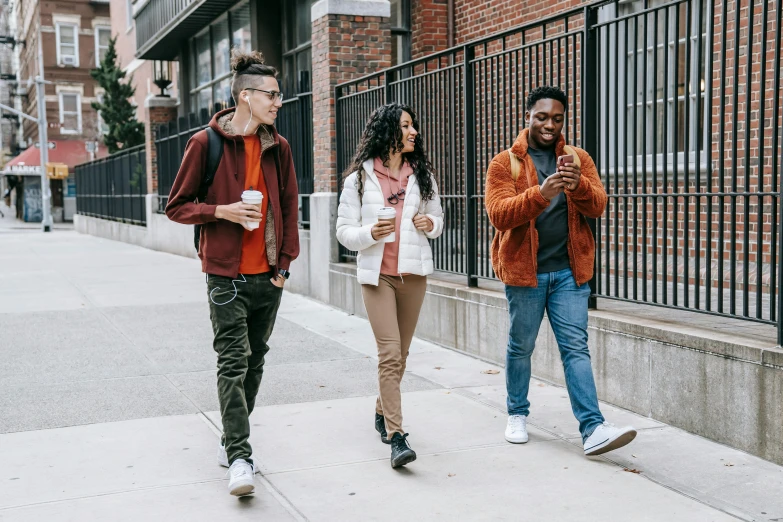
[241,190,263,230]
[376,207,396,243]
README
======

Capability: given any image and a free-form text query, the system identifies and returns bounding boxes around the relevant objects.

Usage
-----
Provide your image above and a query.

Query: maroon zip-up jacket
[165,108,300,278]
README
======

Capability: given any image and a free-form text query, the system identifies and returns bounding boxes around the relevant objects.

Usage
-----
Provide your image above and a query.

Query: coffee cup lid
[376,206,396,217]
[242,190,263,198]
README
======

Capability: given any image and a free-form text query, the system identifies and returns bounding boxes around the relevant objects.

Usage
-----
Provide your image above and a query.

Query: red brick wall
[411,0,449,57]
[453,0,585,44]
[312,14,391,193]
[144,105,178,192]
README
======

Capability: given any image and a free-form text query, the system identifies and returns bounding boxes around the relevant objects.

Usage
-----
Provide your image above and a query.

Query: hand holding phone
[557,154,580,191]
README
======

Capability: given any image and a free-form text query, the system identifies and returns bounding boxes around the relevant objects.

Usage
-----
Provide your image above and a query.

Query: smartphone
[557,154,574,168]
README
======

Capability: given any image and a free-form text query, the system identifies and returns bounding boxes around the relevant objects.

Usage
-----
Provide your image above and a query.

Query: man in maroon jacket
[166,49,299,497]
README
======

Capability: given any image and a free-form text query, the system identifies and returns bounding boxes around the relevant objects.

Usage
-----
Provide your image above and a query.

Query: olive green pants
[207,272,282,466]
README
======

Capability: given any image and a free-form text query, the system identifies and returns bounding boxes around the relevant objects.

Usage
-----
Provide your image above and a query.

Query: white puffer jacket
[336,159,444,286]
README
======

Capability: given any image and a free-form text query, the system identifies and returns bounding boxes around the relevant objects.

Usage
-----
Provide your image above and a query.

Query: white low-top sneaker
[583,423,637,456]
[505,415,529,444]
[218,443,259,473]
[227,459,255,497]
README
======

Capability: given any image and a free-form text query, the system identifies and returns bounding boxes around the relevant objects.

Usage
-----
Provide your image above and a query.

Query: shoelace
[508,416,526,431]
[226,461,254,479]
[394,433,413,450]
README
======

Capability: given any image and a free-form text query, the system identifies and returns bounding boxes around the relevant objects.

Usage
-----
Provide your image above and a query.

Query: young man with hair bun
[166,49,299,496]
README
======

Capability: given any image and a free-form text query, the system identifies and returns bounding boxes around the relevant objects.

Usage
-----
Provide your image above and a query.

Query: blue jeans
[505,268,604,441]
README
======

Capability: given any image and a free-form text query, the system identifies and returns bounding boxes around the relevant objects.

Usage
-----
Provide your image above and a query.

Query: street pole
[37,29,52,232]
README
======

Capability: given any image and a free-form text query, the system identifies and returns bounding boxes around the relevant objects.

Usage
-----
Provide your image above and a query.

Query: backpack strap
[562,144,582,167]
[198,127,224,202]
[194,128,224,252]
[508,149,521,181]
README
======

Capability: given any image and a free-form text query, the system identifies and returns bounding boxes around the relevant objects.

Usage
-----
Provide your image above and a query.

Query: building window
[96,92,109,135]
[126,0,133,31]
[599,0,708,175]
[95,27,111,65]
[189,1,251,114]
[59,93,82,134]
[390,0,411,65]
[282,0,311,96]
[56,23,79,66]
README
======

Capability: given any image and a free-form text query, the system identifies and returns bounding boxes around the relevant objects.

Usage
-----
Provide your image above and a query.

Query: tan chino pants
[361,274,427,438]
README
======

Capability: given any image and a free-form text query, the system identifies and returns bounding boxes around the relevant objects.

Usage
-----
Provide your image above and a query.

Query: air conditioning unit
[61,56,77,66]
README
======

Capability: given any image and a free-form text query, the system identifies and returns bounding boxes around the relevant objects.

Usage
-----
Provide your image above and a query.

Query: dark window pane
[196,31,211,86]
[297,0,311,46]
[297,48,311,92]
[214,79,232,109]
[232,4,252,52]
[214,18,230,77]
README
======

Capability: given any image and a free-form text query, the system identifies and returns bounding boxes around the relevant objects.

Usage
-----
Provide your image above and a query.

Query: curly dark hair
[525,86,567,111]
[343,103,435,202]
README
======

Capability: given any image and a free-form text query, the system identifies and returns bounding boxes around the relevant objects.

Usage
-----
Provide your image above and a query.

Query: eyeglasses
[245,88,284,102]
[387,188,406,205]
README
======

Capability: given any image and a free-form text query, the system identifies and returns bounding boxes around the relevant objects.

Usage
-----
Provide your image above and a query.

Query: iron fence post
[583,6,599,309]
[464,45,478,288]
[384,69,393,104]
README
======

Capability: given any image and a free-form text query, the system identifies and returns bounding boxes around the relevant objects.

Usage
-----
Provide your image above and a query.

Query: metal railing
[75,145,147,226]
[277,93,313,227]
[156,107,214,213]
[155,95,314,227]
[336,0,783,342]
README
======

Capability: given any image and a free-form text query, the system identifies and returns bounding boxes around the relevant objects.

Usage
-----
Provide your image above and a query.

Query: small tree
[91,37,144,154]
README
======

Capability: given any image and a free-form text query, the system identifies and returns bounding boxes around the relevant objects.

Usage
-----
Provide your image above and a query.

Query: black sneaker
[375,413,390,444]
[390,432,417,468]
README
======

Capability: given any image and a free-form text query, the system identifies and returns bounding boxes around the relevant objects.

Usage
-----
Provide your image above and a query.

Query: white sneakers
[504,415,529,444]
[227,459,256,497]
[583,423,637,456]
[505,417,637,456]
[218,443,230,468]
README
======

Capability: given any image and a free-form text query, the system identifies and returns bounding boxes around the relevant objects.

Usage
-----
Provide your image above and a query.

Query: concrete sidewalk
[0,230,781,521]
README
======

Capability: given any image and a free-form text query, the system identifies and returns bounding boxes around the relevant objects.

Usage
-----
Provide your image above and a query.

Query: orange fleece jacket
[484,129,607,287]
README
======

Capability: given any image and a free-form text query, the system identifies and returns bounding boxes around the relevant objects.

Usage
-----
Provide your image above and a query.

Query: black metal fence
[336,0,783,341]
[155,94,314,227]
[75,145,147,226]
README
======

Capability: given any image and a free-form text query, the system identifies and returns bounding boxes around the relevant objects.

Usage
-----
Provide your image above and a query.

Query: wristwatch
[278,269,291,280]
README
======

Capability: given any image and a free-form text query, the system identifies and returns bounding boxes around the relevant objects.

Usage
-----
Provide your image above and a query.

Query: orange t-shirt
[238,135,271,274]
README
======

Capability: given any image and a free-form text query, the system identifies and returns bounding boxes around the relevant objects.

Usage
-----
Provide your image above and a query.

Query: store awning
[1,140,109,176]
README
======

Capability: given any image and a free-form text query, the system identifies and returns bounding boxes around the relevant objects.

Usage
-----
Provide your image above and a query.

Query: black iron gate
[336,0,783,341]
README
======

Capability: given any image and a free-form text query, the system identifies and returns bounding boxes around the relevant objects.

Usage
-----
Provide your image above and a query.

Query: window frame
[598,0,711,178]
[189,2,251,113]
[56,23,80,67]
[95,91,110,135]
[282,0,312,96]
[59,92,82,134]
[390,0,412,65]
[95,26,111,66]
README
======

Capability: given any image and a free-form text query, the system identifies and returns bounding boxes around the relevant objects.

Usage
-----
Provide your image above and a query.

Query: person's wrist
[214,205,224,220]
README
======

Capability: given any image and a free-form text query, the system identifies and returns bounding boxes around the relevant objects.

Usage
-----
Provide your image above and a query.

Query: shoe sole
[584,429,637,456]
[230,482,255,497]
[505,435,529,444]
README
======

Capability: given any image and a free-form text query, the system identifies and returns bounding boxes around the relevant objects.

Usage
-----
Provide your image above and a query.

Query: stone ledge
[312,0,391,21]
[330,262,779,367]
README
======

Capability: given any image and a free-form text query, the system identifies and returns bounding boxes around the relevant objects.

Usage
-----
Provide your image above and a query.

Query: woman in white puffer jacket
[336,103,443,469]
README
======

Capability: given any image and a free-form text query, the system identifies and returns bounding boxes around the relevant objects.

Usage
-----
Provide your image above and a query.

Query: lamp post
[153,61,172,97]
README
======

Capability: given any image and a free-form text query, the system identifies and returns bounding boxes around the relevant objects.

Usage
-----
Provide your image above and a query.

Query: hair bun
[230,49,266,73]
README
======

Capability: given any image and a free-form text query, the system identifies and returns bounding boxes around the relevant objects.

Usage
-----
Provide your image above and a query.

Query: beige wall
[110,0,179,123]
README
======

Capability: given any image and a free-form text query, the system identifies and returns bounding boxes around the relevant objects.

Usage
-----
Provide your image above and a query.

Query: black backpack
[194,127,224,252]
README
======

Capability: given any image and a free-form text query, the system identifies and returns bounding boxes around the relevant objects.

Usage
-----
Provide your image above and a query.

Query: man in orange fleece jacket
[485,86,636,456]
